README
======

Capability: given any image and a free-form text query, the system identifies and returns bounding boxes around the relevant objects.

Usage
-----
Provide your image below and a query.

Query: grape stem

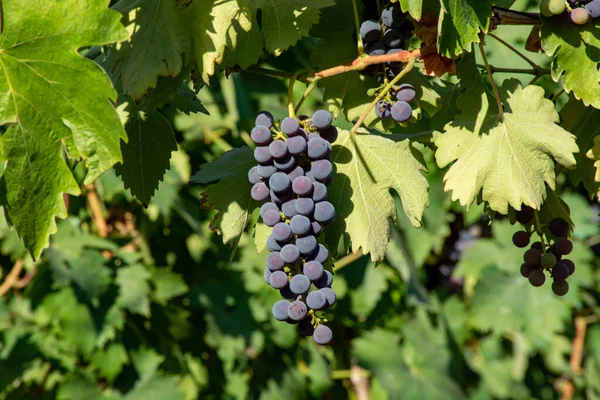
[478,37,504,121]
[287,70,307,118]
[476,64,550,76]
[533,210,548,251]
[349,56,415,135]
[351,0,364,55]
[294,80,317,114]
[487,32,540,70]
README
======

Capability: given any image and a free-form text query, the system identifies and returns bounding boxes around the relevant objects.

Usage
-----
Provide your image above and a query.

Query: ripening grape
[375,100,392,119]
[391,101,412,122]
[266,252,285,271]
[272,300,291,320]
[286,136,307,155]
[311,160,333,181]
[314,325,333,345]
[251,182,270,202]
[269,172,291,194]
[264,268,272,284]
[586,0,600,18]
[312,182,328,203]
[520,263,533,278]
[280,244,301,263]
[552,263,570,280]
[295,198,315,216]
[292,176,313,197]
[549,217,569,237]
[523,248,541,267]
[541,253,557,269]
[314,201,336,224]
[272,222,292,242]
[528,269,546,287]
[311,221,322,236]
[257,164,277,179]
[307,137,330,160]
[320,287,337,307]
[281,199,298,218]
[290,214,311,236]
[552,280,569,296]
[512,231,530,248]
[290,274,311,295]
[312,110,333,130]
[266,235,282,252]
[554,238,573,255]
[263,209,282,227]
[255,111,274,128]
[287,300,308,321]
[251,125,272,145]
[270,189,291,205]
[395,84,416,103]
[269,270,288,289]
[309,244,329,264]
[315,270,333,288]
[254,146,272,164]
[269,140,288,159]
[304,261,324,281]
[279,286,295,299]
[383,29,403,48]
[381,4,403,28]
[359,19,382,42]
[296,235,318,256]
[306,291,327,310]
[281,117,300,135]
[571,7,591,23]
[287,166,304,183]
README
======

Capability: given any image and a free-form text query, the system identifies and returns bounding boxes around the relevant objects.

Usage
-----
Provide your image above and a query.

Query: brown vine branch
[0,260,24,297]
[350,365,370,400]
[85,183,108,238]
[492,7,541,26]
[560,316,589,400]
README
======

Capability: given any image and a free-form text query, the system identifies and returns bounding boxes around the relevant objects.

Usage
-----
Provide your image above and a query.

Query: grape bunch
[249,110,338,345]
[374,84,417,123]
[540,0,600,25]
[511,206,575,296]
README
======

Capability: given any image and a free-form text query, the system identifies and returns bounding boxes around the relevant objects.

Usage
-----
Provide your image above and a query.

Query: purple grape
[270,270,288,289]
[269,172,291,194]
[298,319,315,336]
[375,100,392,119]
[292,176,313,196]
[248,166,260,184]
[287,300,308,321]
[280,244,300,263]
[263,209,281,227]
[562,259,575,275]
[307,137,330,160]
[279,286,295,299]
[270,189,292,204]
[255,111,274,128]
[320,287,336,307]
[267,235,283,252]
[303,261,324,281]
[296,235,318,256]
[287,165,304,183]
[281,117,300,135]
[391,101,412,122]
[395,84,416,103]
[311,160,333,181]
[269,140,288,159]
[267,252,285,271]
[295,198,315,216]
[314,270,333,288]
[290,274,311,295]
[272,222,292,242]
[383,28,403,48]
[272,299,291,320]
[290,215,311,236]
[273,154,296,172]
[312,110,333,130]
[318,126,338,143]
[360,19,382,42]
[311,221,322,236]
[254,146,272,164]
[553,263,570,281]
[586,0,600,18]
[364,41,386,56]
[286,136,307,155]
[381,4,403,28]
[251,125,272,145]
[251,182,269,202]
[264,268,272,284]
[313,325,333,345]
[314,201,335,224]
[312,182,327,202]
[306,291,327,310]
[308,244,329,264]
[257,164,277,179]
[281,199,298,218]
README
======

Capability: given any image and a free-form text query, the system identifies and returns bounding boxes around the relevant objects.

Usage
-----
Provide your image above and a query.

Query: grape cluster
[511,206,575,296]
[249,110,338,345]
[374,84,417,122]
[541,0,600,25]
[359,3,414,78]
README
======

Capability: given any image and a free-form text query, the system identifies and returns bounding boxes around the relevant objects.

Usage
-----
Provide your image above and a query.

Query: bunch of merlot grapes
[512,206,575,296]
[541,0,600,25]
[374,83,417,123]
[249,110,338,345]
[359,3,414,78]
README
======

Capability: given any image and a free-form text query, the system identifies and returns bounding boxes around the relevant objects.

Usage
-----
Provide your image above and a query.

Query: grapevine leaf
[150,268,189,304]
[90,343,129,383]
[191,147,257,244]
[329,130,429,262]
[221,14,264,70]
[111,0,191,99]
[115,107,178,205]
[57,373,104,400]
[435,84,578,213]
[588,136,600,192]
[541,21,600,109]
[250,0,335,56]
[0,0,128,258]
[116,264,152,316]
[400,0,423,19]
[350,263,389,318]
[124,375,186,400]
[437,0,492,57]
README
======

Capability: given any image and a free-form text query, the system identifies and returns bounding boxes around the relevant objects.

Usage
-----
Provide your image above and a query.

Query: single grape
[296,235,318,256]
[320,287,336,307]
[290,214,311,236]
[312,182,328,202]
[571,7,591,23]
[515,205,534,223]
[292,176,313,196]
[315,270,333,288]
[308,244,329,264]
[395,84,416,103]
[549,217,569,237]
[266,252,285,271]
[279,286,295,299]
[251,125,272,145]
[364,41,386,56]
[359,19,382,42]
[541,253,557,269]
[248,166,261,184]
[298,319,315,336]
[263,209,281,227]
[269,140,288,159]
[266,235,282,252]
[251,182,270,202]
[540,0,554,16]
[530,241,543,250]
[307,137,330,160]
[264,268,272,284]
[528,269,546,287]
[552,280,569,296]
[318,125,338,143]
[290,274,311,295]
[552,263,570,280]
[562,259,575,275]
[391,101,412,122]
[272,300,291,321]
[281,117,300,136]
[554,238,573,255]
[286,136,307,155]
[384,28,403,48]
[269,172,291,194]
[257,164,277,179]
[272,222,292,242]
[312,110,333,130]
[520,263,533,278]
[295,198,315,216]
[314,201,336,224]
[586,0,600,18]
[523,248,541,267]
[270,270,288,289]
[381,4,403,28]
[548,0,567,14]
[270,188,292,205]
[311,160,333,181]
[311,221,322,237]
[273,154,296,172]
[375,100,392,119]
[280,244,300,263]
[255,111,274,128]
[303,261,324,282]
[281,199,298,218]
[512,231,530,248]
[254,146,272,164]
[306,291,327,310]
[313,325,333,345]
[287,300,308,321]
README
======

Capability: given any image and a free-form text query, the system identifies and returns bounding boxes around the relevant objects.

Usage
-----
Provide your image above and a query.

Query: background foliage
[0,0,599,399]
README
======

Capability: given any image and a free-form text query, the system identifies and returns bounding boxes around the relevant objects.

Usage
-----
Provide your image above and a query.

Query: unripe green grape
[540,0,554,16]
[541,253,557,269]
[548,0,566,14]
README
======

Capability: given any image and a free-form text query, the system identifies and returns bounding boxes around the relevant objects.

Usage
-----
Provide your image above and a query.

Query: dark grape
[314,325,333,345]
[264,268,272,284]
[272,300,291,320]
[375,100,392,119]
[523,248,541,267]
[381,5,403,28]
[268,172,290,194]
[279,286,295,299]
[311,221,322,237]
[266,235,283,252]
[312,110,333,130]
[586,0,600,18]
[251,125,272,145]
[541,253,557,269]
[290,214,311,236]
[314,201,336,224]
[295,198,315,216]
[287,300,308,321]
[306,291,327,310]
[391,101,412,122]
[515,205,534,223]
[270,270,288,289]
[254,146,272,164]
[312,182,328,202]
[320,287,336,307]
[305,171,316,182]
[263,209,281,227]
[255,111,274,128]
[298,319,315,336]
[286,136,307,155]
[552,263,570,280]
[572,7,591,24]
[520,263,533,278]
[296,235,318,256]
[281,117,300,135]
[364,41,386,56]
[248,166,261,184]
[270,189,291,204]
[562,259,575,275]
[273,154,296,172]
[530,241,543,250]
[307,137,330,160]
[292,176,313,196]
[383,28,403,48]
[554,238,573,255]
[528,269,546,287]
[552,280,569,296]
[395,84,416,103]
[269,140,288,159]
[281,199,298,218]
[287,166,304,183]
[304,261,324,281]
[360,19,382,42]
[311,160,333,181]
[280,244,300,263]
[266,252,285,271]
[549,218,569,237]
[318,126,338,143]
[272,222,292,242]
[290,274,311,295]
[512,231,530,248]
[315,270,333,288]
[257,164,277,179]
[308,244,329,264]
[251,182,270,202]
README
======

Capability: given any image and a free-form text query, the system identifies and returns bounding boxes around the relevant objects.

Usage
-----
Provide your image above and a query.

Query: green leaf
[437,0,492,57]
[541,21,600,109]
[131,348,164,383]
[69,249,112,304]
[125,374,186,400]
[111,0,191,99]
[350,264,389,318]
[191,147,257,244]
[57,372,104,400]
[250,0,335,56]
[400,0,423,19]
[329,130,429,261]
[435,84,578,213]
[116,265,152,316]
[0,0,128,258]
[91,343,129,382]
[150,267,189,304]
[115,107,178,204]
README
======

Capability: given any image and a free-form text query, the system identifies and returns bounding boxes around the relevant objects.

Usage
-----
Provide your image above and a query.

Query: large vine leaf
[0,0,128,257]
[435,84,578,213]
[329,130,429,262]
[437,0,492,57]
[191,147,256,244]
[541,21,600,110]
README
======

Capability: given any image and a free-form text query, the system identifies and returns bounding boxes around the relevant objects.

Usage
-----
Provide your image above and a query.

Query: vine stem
[294,80,317,114]
[476,64,550,75]
[0,260,23,297]
[478,38,504,121]
[334,251,364,271]
[350,57,415,135]
[487,32,539,69]
[351,0,364,55]
[288,70,307,118]
[85,183,108,238]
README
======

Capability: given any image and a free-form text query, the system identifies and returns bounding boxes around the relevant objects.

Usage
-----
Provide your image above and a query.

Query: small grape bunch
[511,206,575,296]
[249,110,338,345]
[540,0,600,25]
[374,83,417,123]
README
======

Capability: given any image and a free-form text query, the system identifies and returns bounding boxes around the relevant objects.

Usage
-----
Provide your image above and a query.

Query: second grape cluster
[541,0,600,25]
